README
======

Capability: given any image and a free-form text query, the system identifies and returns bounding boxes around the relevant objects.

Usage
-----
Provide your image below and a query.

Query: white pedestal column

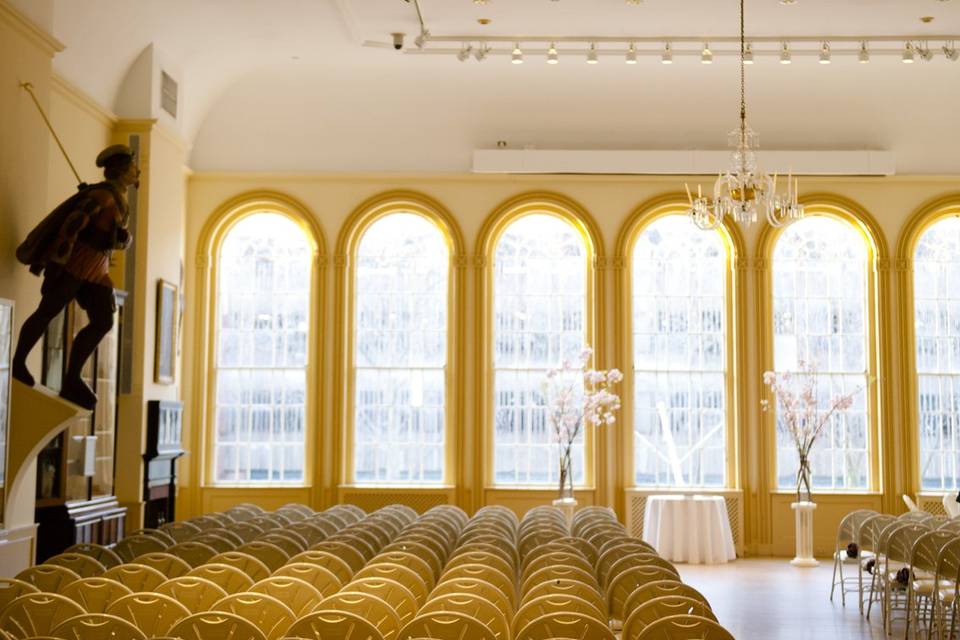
[552,497,578,531]
[790,501,819,567]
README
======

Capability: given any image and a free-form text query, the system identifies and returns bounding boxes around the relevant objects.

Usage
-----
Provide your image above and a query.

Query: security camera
[391,33,405,51]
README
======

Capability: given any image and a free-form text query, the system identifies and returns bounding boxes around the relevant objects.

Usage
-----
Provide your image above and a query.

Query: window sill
[204,483,311,489]
[485,485,597,492]
[769,490,883,497]
[338,484,455,491]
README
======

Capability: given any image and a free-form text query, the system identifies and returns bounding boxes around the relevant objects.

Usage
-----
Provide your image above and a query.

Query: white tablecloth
[642,495,736,564]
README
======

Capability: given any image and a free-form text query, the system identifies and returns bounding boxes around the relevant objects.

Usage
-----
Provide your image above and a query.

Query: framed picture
[154,280,178,384]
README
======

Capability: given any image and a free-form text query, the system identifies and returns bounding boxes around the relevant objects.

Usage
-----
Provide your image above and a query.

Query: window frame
[757,198,887,496]
[616,198,744,491]
[477,194,604,491]
[198,192,325,488]
[896,198,960,495]
[336,192,465,488]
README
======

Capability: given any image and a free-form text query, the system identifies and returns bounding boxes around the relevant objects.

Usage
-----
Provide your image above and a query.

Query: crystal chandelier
[686,0,805,230]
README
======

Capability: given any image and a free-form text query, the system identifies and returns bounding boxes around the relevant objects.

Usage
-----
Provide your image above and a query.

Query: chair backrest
[512,594,605,637]
[102,563,168,592]
[886,523,932,564]
[345,577,418,627]
[14,564,80,592]
[235,542,289,573]
[935,537,960,594]
[249,576,322,617]
[449,543,516,574]
[910,530,956,574]
[132,551,192,577]
[59,576,132,613]
[159,521,202,543]
[311,541,368,573]
[596,543,658,586]
[622,596,717,640]
[514,611,616,640]
[157,576,229,613]
[519,552,592,587]
[519,544,589,576]
[271,562,342,597]
[205,527,246,547]
[287,609,385,640]
[445,552,515,587]
[858,514,897,553]
[428,577,513,617]
[0,578,39,613]
[439,564,517,608]
[168,541,219,567]
[397,610,497,640]
[520,565,599,601]
[107,591,191,637]
[899,511,934,522]
[187,562,255,594]
[209,551,272,582]
[64,543,123,570]
[319,591,401,640]
[290,550,354,585]
[622,579,708,619]
[369,553,436,590]
[50,612,146,640]
[259,531,307,557]
[131,527,178,546]
[635,614,735,640]
[167,611,268,640]
[115,534,168,562]
[520,578,606,617]
[834,509,878,549]
[0,592,85,637]
[191,533,236,554]
[210,592,296,640]
[606,565,681,623]
[420,593,510,640]
[228,522,266,543]
[354,562,429,606]
[288,522,329,548]
[605,554,678,590]
[938,519,960,534]
[552,536,599,566]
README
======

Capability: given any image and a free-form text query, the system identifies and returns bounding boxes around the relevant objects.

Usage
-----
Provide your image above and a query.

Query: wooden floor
[679,559,890,639]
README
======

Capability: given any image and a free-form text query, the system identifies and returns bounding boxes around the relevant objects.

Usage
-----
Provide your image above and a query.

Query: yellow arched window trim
[333,190,466,491]
[613,194,746,493]
[192,191,327,492]
[474,192,606,499]
[755,194,892,505]
[895,193,960,497]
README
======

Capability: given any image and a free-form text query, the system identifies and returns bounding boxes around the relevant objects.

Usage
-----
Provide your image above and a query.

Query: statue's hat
[95,144,134,167]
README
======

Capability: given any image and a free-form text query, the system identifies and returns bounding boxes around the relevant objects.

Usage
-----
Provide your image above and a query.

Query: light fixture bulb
[587,43,599,64]
[743,43,754,64]
[457,45,471,62]
[819,42,831,64]
[858,42,870,63]
[779,42,792,64]
[547,43,559,64]
[945,43,960,61]
[512,43,523,64]
[701,43,713,64]
[903,42,916,63]
[626,43,638,64]
[661,43,673,64]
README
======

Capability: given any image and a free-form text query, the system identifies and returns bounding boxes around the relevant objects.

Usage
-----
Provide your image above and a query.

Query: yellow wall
[182,172,960,556]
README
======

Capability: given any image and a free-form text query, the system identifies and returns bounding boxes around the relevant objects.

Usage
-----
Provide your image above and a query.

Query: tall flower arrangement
[543,347,622,499]
[762,361,863,503]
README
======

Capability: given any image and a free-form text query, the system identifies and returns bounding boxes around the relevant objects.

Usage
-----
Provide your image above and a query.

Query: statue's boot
[58,316,107,411]
[60,375,97,410]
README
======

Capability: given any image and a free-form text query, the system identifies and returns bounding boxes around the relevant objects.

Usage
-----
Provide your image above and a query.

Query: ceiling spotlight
[457,45,472,62]
[903,41,916,63]
[547,43,559,64]
[587,43,599,64]
[414,30,430,49]
[475,45,490,62]
[858,42,870,63]
[918,43,934,61]
[819,42,831,64]
[512,43,523,64]
[626,43,638,64]
[661,43,673,64]
[701,43,713,64]
[743,43,754,64]
[779,42,792,64]
[780,0,796,4]
[945,42,959,61]
[625,0,643,4]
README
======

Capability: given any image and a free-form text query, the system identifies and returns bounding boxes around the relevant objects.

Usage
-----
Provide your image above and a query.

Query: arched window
[630,215,730,487]
[772,216,871,491]
[351,213,449,484]
[213,213,312,483]
[492,213,590,486]
[913,217,960,490]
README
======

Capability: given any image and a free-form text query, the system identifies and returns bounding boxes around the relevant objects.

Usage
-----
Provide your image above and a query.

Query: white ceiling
[26,0,960,173]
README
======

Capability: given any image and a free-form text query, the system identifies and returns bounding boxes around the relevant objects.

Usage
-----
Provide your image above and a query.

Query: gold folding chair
[397,610,496,640]
[60,576,132,613]
[157,575,229,613]
[514,611,615,640]
[211,592,296,640]
[445,552,515,588]
[318,591,401,640]
[209,551,272,582]
[0,578,39,612]
[428,577,513,618]
[512,594,605,637]
[188,562,255,594]
[605,554,678,591]
[167,611,268,640]
[271,562,342,597]
[519,552,593,587]
[228,522,266,543]
[158,521,202,543]
[597,543,661,586]
[312,540,370,573]
[65,543,123,569]
[132,551,192,577]
[288,521,329,548]
[520,543,589,576]
[420,593,510,640]
[114,534,168,562]
[622,579,706,620]
[520,566,599,601]
[192,533,237,554]
[14,564,80,593]
[635,615,735,640]
[287,609,385,640]
[354,562,429,606]
[449,543,516,575]
[368,553,435,591]
[606,566,682,625]
[345,577,418,627]
[439,563,516,608]
[250,575,323,617]
[0,592,84,637]
[235,542,289,573]
[102,563,168,592]
[260,530,308,556]
[130,527,178,546]
[107,592,191,637]
[51,612,146,640]
[290,550,354,585]
[520,578,606,619]
[168,541,219,567]
[622,596,717,640]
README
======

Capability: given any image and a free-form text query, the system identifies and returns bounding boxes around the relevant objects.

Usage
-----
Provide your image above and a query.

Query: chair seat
[835,550,874,564]
[911,579,954,595]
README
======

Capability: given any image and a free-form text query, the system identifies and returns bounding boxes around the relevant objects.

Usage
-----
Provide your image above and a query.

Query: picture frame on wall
[154,280,178,384]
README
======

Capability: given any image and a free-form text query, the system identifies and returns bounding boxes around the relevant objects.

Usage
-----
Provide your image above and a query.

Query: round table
[642,495,736,564]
